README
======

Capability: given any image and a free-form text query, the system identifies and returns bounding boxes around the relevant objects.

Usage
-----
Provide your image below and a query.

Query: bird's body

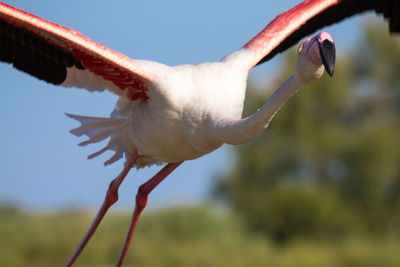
[0,0,399,266]
[65,46,322,167]
[128,56,247,163]
[64,50,250,167]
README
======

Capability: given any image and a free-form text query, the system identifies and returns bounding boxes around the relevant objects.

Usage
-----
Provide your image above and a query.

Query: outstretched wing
[244,0,400,68]
[0,2,150,101]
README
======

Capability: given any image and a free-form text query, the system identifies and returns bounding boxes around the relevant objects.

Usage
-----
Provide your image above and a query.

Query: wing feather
[243,0,400,67]
[0,2,150,101]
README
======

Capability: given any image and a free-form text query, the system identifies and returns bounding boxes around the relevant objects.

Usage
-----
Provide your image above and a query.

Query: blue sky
[0,0,369,211]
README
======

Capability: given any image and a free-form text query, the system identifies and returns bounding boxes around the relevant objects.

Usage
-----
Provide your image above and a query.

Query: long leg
[65,152,139,267]
[116,161,183,266]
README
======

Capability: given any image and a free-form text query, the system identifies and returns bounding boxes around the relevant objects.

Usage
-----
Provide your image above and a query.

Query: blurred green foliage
[1,205,400,267]
[2,22,400,267]
[216,22,400,243]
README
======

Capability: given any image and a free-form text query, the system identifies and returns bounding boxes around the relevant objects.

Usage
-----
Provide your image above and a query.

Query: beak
[318,39,336,77]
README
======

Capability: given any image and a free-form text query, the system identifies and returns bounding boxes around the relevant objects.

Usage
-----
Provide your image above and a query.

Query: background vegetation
[1,22,399,266]
[216,22,400,244]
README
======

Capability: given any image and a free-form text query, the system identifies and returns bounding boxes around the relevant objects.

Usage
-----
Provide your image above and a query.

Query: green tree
[216,22,400,243]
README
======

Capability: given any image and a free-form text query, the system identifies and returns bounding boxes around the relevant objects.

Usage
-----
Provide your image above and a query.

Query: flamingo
[0,0,398,266]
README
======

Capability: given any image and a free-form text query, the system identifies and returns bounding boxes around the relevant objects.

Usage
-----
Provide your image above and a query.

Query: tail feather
[66,113,117,124]
[77,127,122,146]
[87,134,124,165]
[67,113,128,165]
[104,146,124,166]
[70,120,122,136]
[87,137,119,159]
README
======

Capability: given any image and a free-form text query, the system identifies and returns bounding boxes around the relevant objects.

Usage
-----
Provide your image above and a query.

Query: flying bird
[0,0,398,266]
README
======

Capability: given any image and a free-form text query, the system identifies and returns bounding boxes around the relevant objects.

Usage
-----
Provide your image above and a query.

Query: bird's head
[295,32,336,84]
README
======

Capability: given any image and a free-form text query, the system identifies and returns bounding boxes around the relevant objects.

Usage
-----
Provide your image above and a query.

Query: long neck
[213,73,303,145]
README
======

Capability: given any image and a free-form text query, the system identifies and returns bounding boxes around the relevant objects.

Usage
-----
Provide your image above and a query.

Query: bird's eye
[298,42,304,54]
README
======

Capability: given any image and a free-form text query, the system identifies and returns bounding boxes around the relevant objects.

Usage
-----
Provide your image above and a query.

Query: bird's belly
[117,60,247,164]
[126,103,223,163]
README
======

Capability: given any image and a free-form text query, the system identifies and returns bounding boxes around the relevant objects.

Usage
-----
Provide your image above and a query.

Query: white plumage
[65,50,251,167]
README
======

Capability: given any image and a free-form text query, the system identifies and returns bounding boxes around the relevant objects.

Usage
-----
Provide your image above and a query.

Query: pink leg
[65,152,139,267]
[116,161,183,266]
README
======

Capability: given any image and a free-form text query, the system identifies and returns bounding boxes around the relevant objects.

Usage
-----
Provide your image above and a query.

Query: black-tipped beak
[318,39,336,77]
